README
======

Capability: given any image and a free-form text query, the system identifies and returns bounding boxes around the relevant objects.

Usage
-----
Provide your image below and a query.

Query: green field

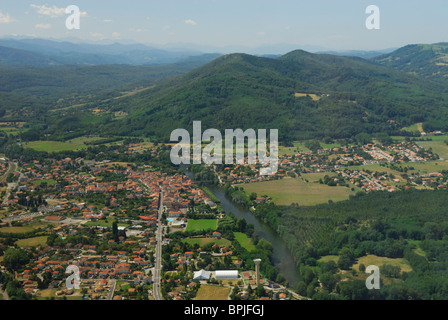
[234,232,256,252]
[186,219,218,232]
[15,236,48,247]
[194,284,231,300]
[241,175,357,206]
[183,237,231,247]
[347,160,448,176]
[353,254,413,273]
[24,136,110,153]
[416,138,448,160]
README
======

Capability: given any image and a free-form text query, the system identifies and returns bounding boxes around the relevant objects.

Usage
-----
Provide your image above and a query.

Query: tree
[2,248,30,276]
[112,221,119,241]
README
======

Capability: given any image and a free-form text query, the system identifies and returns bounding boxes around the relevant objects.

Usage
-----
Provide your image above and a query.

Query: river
[184,170,300,286]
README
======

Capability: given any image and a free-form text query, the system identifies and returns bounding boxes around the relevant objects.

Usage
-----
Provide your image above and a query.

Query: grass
[234,232,256,252]
[84,220,129,228]
[183,237,231,247]
[186,219,218,232]
[294,93,321,101]
[194,284,231,300]
[0,226,34,233]
[353,254,412,273]
[24,136,110,153]
[30,179,57,186]
[402,123,423,133]
[416,139,448,160]
[15,236,48,247]
[241,175,357,206]
[318,255,339,264]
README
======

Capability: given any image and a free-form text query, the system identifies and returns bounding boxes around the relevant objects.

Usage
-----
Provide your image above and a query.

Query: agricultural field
[194,284,231,300]
[0,226,34,233]
[15,236,48,247]
[24,136,110,153]
[186,219,218,232]
[241,175,357,206]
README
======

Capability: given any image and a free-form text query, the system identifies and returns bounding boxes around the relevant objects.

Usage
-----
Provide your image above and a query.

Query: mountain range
[1,40,448,143]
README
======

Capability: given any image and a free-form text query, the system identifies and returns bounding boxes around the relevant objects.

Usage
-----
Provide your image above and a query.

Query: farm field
[15,236,48,247]
[24,136,109,152]
[241,175,357,206]
[186,219,218,232]
[415,137,448,159]
[194,284,231,300]
[0,226,34,233]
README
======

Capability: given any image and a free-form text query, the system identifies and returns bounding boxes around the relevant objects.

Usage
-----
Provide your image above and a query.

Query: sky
[0,0,447,53]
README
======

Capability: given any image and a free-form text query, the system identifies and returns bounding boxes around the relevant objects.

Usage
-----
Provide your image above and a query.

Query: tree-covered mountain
[98,49,448,141]
[373,43,448,81]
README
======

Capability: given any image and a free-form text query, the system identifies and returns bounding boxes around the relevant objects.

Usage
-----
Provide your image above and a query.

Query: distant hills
[2,40,448,143]
[0,38,221,67]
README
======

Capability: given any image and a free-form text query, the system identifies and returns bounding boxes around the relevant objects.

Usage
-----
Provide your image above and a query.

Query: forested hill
[101,49,448,141]
[373,43,448,81]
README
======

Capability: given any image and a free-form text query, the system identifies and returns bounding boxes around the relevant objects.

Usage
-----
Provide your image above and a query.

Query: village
[0,150,295,301]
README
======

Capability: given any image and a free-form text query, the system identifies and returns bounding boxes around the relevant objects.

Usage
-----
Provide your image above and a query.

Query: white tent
[193,269,211,281]
[215,270,239,279]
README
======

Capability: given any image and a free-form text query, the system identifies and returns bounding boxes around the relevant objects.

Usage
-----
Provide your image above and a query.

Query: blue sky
[0,0,447,52]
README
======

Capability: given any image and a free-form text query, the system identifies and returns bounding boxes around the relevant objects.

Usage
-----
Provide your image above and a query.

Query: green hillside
[373,43,448,80]
[99,50,448,141]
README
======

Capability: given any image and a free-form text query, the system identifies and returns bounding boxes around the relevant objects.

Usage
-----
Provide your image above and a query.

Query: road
[152,188,164,300]
[139,179,164,300]
[107,279,117,300]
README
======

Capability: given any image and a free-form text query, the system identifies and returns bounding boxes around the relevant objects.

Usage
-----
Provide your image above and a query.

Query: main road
[139,179,164,300]
[152,188,164,300]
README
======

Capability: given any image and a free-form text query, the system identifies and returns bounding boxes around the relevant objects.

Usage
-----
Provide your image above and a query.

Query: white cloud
[35,23,52,29]
[257,31,266,36]
[0,11,15,24]
[129,28,143,33]
[104,19,113,23]
[112,32,121,39]
[184,19,197,26]
[30,4,65,17]
[30,4,87,18]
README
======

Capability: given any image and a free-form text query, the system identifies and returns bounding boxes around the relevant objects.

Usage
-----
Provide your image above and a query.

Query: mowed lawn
[194,285,231,300]
[186,219,218,232]
[241,175,356,206]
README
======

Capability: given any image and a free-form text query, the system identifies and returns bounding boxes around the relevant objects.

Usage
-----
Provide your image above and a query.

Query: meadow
[233,232,256,252]
[241,175,357,206]
[194,284,231,300]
